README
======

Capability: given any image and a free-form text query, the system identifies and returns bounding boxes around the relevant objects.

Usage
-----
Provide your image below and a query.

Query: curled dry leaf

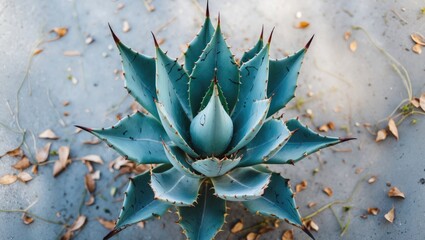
[420,93,425,111]
[97,217,115,230]
[349,41,357,52]
[33,48,43,56]
[296,21,310,29]
[32,165,38,175]
[368,207,380,216]
[388,118,398,140]
[84,174,96,193]
[85,195,95,206]
[246,232,257,240]
[83,138,100,145]
[81,154,104,164]
[375,129,388,142]
[70,215,87,232]
[384,207,395,223]
[411,32,425,46]
[53,160,66,177]
[303,219,319,232]
[22,213,34,225]
[12,156,31,170]
[411,98,420,108]
[368,176,377,184]
[53,146,71,177]
[39,129,59,140]
[122,20,131,32]
[412,44,422,54]
[0,174,18,185]
[1,147,23,158]
[36,142,52,163]
[282,229,294,240]
[295,180,308,192]
[323,187,333,197]
[388,186,405,198]
[231,221,244,233]
[17,172,33,183]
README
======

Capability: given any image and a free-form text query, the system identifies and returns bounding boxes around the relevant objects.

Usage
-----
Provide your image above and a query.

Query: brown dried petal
[17,172,33,183]
[122,20,131,32]
[323,187,333,197]
[295,180,308,192]
[368,176,377,184]
[52,27,68,38]
[83,138,100,145]
[12,156,31,170]
[22,213,34,224]
[296,21,310,29]
[137,221,145,229]
[375,129,387,142]
[231,221,244,233]
[33,48,43,56]
[70,215,87,231]
[388,186,405,198]
[85,195,95,206]
[246,232,258,240]
[84,174,96,193]
[282,229,294,240]
[420,93,425,111]
[308,202,317,208]
[97,217,115,230]
[53,160,66,177]
[58,146,70,165]
[36,142,52,163]
[0,174,18,185]
[63,50,81,56]
[344,31,351,40]
[39,129,59,139]
[349,41,357,52]
[388,119,399,140]
[318,124,329,132]
[411,32,425,46]
[368,207,380,215]
[384,207,395,223]
[412,44,422,54]
[2,147,23,158]
[81,154,103,164]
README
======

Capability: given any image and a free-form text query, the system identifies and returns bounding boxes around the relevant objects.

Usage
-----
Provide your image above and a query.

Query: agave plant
[77,4,352,240]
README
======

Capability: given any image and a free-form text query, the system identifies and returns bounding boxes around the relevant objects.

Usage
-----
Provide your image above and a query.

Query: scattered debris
[367,176,377,184]
[303,219,319,231]
[81,155,104,164]
[281,229,294,240]
[412,44,422,54]
[231,221,244,233]
[12,156,31,170]
[384,207,395,223]
[307,202,317,208]
[0,174,18,185]
[84,174,96,193]
[295,180,308,192]
[349,41,357,52]
[367,207,380,216]
[36,142,52,163]
[388,119,399,140]
[63,50,81,56]
[122,20,131,33]
[97,218,115,230]
[323,187,333,197]
[411,32,425,46]
[38,129,59,140]
[246,232,257,240]
[33,48,43,56]
[144,0,155,12]
[17,172,32,183]
[53,146,71,177]
[1,147,23,158]
[85,36,94,45]
[375,129,387,142]
[388,186,405,199]
[83,138,100,145]
[295,21,310,29]
[344,31,351,40]
[49,27,68,41]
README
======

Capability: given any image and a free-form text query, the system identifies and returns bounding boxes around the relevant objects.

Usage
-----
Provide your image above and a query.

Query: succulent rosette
[77,4,351,240]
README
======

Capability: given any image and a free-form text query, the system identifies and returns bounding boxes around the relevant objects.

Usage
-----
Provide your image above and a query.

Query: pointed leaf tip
[339,137,356,143]
[108,24,120,44]
[305,35,315,49]
[302,225,316,240]
[75,125,92,132]
[206,0,210,17]
[260,25,264,40]
[217,12,221,26]
[268,27,275,44]
[104,228,123,240]
[151,32,159,47]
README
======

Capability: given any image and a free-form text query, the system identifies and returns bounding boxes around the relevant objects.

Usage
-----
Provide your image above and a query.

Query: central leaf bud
[190,83,233,156]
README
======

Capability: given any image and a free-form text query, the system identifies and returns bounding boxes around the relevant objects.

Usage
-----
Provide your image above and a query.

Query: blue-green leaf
[267,119,351,164]
[233,43,269,119]
[184,8,215,75]
[76,112,169,164]
[162,143,200,178]
[155,101,199,157]
[242,173,302,226]
[267,39,311,117]
[211,166,271,201]
[240,27,264,64]
[191,156,241,177]
[104,171,171,239]
[150,165,202,206]
[190,21,240,115]
[177,183,226,240]
[190,82,233,156]
[109,26,159,119]
[199,80,229,114]
[238,119,291,167]
[227,99,271,154]
[155,45,192,120]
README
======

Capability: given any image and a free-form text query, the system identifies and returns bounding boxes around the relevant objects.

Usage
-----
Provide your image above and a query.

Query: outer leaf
[240,27,264,64]
[238,119,291,167]
[156,101,199,157]
[190,82,233,156]
[109,26,159,119]
[227,99,271,154]
[162,143,200,178]
[191,156,241,177]
[233,43,269,118]
[104,171,171,239]
[76,112,169,164]
[190,22,240,115]
[267,37,313,117]
[211,166,271,201]
[267,119,351,164]
[150,165,202,206]
[155,45,192,120]
[242,173,302,226]
[177,183,226,240]
[184,10,215,75]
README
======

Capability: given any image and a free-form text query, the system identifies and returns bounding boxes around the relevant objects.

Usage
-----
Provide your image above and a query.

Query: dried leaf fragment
[304,219,319,231]
[246,232,257,240]
[375,129,387,142]
[349,41,357,52]
[12,156,31,170]
[122,20,131,32]
[411,32,425,46]
[17,172,32,183]
[81,154,103,164]
[22,213,34,225]
[368,176,377,184]
[53,160,66,177]
[307,202,317,208]
[388,186,405,198]
[97,217,115,230]
[70,215,87,231]
[296,21,310,29]
[85,36,94,45]
[83,138,100,145]
[411,98,420,108]
[144,0,155,12]
[282,229,294,240]
[63,50,81,56]
[59,146,70,164]
[344,31,351,40]
[85,195,95,206]
[0,174,18,185]
[84,174,96,193]
[33,48,43,56]
[323,187,333,197]
[412,44,422,54]
[51,27,68,38]
[384,207,395,223]
[295,180,308,192]
[420,93,425,111]
[231,221,244,233]
[368,207,380,215]
[1,147,23,158]
[36,142,52,163]
[39,129,59,140]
